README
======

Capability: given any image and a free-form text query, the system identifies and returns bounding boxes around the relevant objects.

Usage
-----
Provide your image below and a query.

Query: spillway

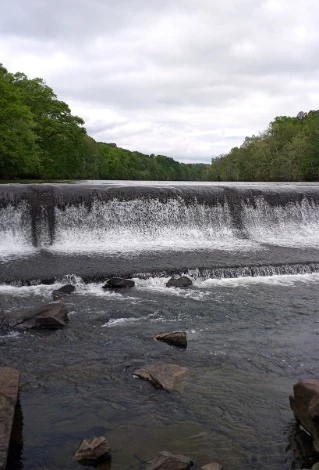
[1,182,319,260]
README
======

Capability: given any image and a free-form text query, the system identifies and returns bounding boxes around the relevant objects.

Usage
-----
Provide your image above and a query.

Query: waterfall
[1,182,319,258]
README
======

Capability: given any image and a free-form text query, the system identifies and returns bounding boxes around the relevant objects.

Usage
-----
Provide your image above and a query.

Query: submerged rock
[166,277,192,288]
[201,463,223,470]
[133,362,188,392]
[290,379,319,451]
[52,284,75,300]
[73,436,111,465]
[0,303,68,330]
[102,277,135,289]
[154,331,187,349]
[145,450,193,469]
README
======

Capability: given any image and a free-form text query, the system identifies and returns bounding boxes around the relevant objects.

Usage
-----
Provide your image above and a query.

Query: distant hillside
[97,143,208,181]
[0,64,208,181]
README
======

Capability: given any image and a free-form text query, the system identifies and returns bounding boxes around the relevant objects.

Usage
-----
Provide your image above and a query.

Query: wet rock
[201,463,223,470]
[154,331,187,349]
[52,284,75,300]
[102,277,135,289]
[290,379,319,451]
[73,436,111,466]
[0,303,68,330]
[133,362,188,392]
[145,450,193,469]
[0,367,20,470]
[166,277,192,288]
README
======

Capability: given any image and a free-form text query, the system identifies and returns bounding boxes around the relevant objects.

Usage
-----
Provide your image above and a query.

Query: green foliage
[205,111,319,181]
[0,65,40,178]
[0,64,208,181]
[97,143,207,181]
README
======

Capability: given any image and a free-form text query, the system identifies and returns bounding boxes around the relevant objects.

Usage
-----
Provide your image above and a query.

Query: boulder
[73,436,111,465]
[290,379,319,451]
[312,464,319,470]
[154,331,187,349]
[201,463,223,470]
[133,363,188,392]
[0,368,21,470]
[102,277,135,289]
[52,284,76,300]
[0,303,68,330]
[166,277,192,288]
[145,450,193,469]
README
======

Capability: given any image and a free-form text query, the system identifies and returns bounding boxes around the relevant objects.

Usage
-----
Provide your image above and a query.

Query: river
[1,181,319,469]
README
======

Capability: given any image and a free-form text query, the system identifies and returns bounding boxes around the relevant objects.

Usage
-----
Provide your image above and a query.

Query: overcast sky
[1,0,319,163]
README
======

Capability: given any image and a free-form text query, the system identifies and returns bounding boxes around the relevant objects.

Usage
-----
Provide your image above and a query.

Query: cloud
[1,0,319,163]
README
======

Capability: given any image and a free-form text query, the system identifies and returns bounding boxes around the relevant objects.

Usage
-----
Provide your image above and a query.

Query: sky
[1,0,319,164]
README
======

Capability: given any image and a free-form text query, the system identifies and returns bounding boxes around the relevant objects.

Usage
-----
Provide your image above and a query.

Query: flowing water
[1,182,319,469]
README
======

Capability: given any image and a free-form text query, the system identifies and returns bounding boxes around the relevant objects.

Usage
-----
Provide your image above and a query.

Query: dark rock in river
[166,276,192,288]
[73,436,111,465]
[133,362,188,392]
[290,379,319,451]
[154,331,187,349]
[144,450,193,469]
[0,303,68,330]
[102,277,135,289]
[52,284,75,300]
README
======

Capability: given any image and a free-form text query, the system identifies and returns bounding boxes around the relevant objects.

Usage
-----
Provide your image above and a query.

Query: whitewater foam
[50,198,255,254]
[244,198,319,248]
[2,193,319,256]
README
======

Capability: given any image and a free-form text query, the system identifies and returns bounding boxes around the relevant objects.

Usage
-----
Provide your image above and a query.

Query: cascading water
[243,197,319,247]
[2,184,319,258]
[51,198,246,253]
[0,202,35,257]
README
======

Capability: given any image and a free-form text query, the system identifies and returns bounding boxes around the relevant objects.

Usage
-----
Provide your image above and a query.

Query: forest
[205,111,319,181]
[0,64,207,181]
[2,63,319,182]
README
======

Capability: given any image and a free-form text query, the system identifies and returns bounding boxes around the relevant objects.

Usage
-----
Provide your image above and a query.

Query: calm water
[1,182,319,469]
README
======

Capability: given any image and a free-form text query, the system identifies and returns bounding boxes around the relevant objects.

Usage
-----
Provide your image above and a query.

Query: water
[1,182,319,469]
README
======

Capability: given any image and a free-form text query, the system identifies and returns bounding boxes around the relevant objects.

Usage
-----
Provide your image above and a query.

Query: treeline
[0,65,207,181]
[97,143,207,181]
[205,111,319,181]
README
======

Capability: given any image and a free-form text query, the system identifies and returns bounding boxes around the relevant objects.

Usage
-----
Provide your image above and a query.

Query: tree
[0,66,40,178]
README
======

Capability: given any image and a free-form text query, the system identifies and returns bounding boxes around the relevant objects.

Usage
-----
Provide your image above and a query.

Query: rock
[166,277,192,288]
[73,436,111,465]
[290,379,319,451]
[0,368,20,470]
[201,463,223,470]
[133,363,188,392]
[0,303,68,330]
[154,331,187,349]
[312,463,319,470]
[145,450,193,469]
[52,284,75,300]
[102,277,135,289]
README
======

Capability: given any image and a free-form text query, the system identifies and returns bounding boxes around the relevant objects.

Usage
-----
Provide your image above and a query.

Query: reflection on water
[6,398,23,470]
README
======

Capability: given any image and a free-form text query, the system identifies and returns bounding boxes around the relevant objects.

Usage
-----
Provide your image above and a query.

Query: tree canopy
[4,64,317,182]
[205,111,319,181]
[0,65,208,181]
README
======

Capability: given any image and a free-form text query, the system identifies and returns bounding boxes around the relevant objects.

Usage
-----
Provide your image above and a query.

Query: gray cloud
[1,0,319,163]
